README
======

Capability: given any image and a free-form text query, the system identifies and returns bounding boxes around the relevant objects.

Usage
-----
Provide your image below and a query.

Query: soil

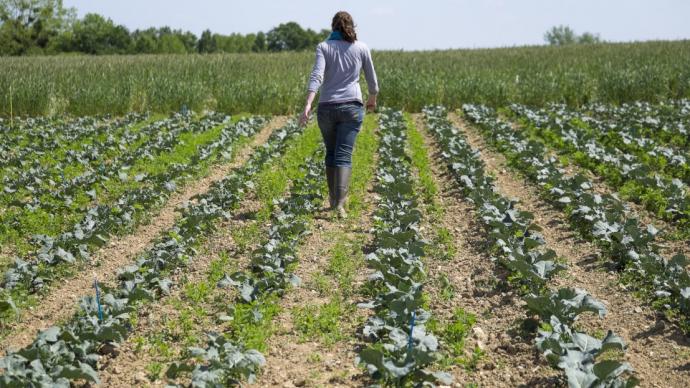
[448,113,690,387]
[501,113,690,260]
[6,112,690,388]
[98,194,265,387]
[414,115,561,387]
[250,157,379,387]
[0,116,286,354]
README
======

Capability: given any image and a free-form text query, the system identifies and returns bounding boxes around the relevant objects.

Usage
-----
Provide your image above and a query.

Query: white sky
[63,0,690,50]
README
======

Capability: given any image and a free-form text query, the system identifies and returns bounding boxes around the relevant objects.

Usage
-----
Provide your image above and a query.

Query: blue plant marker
[407,309,416,356]
[94,277,104,322]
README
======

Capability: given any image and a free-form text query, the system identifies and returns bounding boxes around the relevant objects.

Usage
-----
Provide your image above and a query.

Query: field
[1,42,690,387]
[2,40,690,116]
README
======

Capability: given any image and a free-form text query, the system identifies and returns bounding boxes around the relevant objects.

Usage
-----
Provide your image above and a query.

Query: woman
[299,11,379,218]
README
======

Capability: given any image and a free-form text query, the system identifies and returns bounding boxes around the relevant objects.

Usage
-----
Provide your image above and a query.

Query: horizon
[63,0,690,51]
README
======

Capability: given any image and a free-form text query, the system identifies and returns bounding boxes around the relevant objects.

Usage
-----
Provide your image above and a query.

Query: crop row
[0,119,302,386]
[464,104,690,333]
[0,115,123,169]
[424,106,636,387]
[0,114,172,207]
[0,116,268,323]
[0,115,141,185]
[585,100,690,149]
[356,109,450,385]
[0,113,195,253]
[565,106,689,183]
[1,112,211,222]
[166,150,325,386]
[511,104,690,229]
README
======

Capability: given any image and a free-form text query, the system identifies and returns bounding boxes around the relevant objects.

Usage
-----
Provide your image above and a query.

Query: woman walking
[299,11,379,218]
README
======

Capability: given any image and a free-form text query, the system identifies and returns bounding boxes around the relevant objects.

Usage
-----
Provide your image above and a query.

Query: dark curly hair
[332,11,357,43]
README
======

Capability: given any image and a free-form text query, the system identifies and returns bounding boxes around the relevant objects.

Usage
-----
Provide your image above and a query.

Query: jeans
[317,102,364,167]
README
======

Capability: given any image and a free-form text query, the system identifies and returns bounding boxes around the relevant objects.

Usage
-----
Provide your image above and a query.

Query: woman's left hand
[299,105,311,127]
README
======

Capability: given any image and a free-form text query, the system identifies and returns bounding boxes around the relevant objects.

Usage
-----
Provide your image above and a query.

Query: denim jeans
[317,102,364,167]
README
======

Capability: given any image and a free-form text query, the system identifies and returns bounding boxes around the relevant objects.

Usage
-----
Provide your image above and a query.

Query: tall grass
[1,40,689,117]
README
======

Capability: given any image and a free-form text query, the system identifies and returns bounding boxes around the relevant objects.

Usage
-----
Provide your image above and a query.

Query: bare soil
[250,159,379,387]
[98,194,265,387]
[450,113,690,387]
[501,113,690,260]
[0,116,286,354]
[414,115,561,387]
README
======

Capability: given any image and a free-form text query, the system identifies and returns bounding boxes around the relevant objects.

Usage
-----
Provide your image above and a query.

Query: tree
[0,6,335,56]
[177,30,197,53]
[267,22,313,51]
[544,25,576,46]
[157,33,186,54]
[130,27,197,54]
[253,31,266,52]
[544,25,602,46]
[0,0,75,55]
[578,32,601,44]
[70,13,131,54]
[132,28,157,53]
[197,29,216,53]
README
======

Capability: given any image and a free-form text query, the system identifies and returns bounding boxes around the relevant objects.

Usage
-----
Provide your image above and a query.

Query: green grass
[3,40,690,116]
[230,222,261,253]
[225,297,281,353]
[346,113,379,218]
[404,112,439,209]
[292,298,348,346]
[325,239,365,300]
[123,123,327,371]
[429,308,482,371]
[254,122,322,220]
[405,113,460,265]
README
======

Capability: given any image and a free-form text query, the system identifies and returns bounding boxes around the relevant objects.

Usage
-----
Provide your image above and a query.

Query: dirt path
[0,116,286,353]
[251,164,378,387]
[250,217,372,387]
[99,192,265,387]
[450,113,690,387]
[414,115,560,387]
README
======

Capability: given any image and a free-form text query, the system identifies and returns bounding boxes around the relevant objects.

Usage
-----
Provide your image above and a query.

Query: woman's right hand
[366,95,377,113]
[299,104,311,127]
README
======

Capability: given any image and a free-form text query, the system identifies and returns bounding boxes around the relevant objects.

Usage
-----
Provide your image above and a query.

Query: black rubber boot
[326,166,336,209]
[334,166,352,218]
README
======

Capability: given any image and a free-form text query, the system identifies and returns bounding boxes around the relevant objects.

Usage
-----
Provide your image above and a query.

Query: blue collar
[328,30,343,40]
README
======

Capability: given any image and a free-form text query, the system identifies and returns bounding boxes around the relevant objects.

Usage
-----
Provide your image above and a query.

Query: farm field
[2,40,690,117]
[1,97,689,386]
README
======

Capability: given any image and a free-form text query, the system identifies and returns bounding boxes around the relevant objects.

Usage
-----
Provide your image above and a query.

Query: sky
[63,0,690,50]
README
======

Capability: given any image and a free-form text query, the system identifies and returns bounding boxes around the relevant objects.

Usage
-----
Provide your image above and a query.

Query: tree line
[1,1,604,56]
[0,0,330,55]
[544,25,602,46]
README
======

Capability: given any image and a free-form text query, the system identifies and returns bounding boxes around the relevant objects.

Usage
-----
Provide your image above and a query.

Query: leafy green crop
[511,103,690,229]
[167,147,326,386]
[464,103,690,333]
[0,119,304,386]
[356,109,451,386]
[0,115,269,324]
[425,105,637,388]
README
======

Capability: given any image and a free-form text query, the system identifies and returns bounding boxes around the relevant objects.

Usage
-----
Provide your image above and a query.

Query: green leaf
[38,327,61,343]
[593,360,632,381]
[57,362,100,384]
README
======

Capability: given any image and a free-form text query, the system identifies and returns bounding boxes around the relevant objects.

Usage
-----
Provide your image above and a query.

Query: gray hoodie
[307,40,379,105]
